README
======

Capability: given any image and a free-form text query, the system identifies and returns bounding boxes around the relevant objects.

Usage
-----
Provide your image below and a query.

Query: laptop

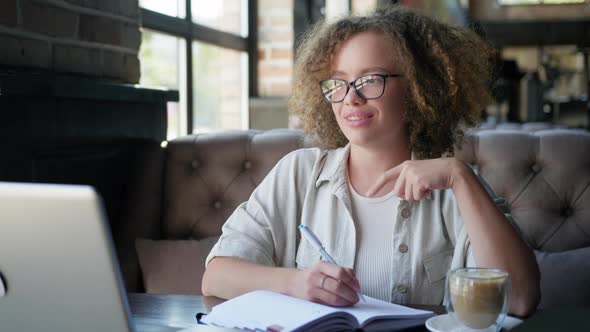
[0,182,169,332]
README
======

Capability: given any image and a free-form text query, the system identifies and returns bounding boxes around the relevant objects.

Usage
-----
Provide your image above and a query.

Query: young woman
[202,6,540,316]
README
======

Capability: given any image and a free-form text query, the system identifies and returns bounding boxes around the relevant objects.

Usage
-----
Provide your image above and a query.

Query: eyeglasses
[320,73,402,103]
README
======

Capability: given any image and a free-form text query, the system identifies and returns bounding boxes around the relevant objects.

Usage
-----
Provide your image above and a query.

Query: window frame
[141,0,258,134]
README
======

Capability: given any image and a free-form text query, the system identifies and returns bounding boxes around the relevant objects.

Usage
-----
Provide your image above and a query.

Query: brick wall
[258,0,293,97]
[256,0,380,98]
[0,0,141,83]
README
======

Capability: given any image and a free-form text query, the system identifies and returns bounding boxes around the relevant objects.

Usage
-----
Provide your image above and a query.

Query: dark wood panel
[479,20,590,46]
[0,67,179,102]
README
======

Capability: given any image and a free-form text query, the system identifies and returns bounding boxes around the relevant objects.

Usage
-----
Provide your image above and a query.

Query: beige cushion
[135,237,219,295]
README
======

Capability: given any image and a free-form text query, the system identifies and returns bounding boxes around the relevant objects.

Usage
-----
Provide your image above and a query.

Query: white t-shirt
[348,177,400,301]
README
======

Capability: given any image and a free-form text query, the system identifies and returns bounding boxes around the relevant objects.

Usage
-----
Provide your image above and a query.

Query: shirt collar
[315,143,350,189]
[314,144,431,199]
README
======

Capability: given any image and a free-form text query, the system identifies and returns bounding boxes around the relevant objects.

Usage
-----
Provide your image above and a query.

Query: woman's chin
[344,133,375,147]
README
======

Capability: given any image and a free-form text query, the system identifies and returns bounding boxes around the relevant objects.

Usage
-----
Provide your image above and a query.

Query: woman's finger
[367,164,402,197]
[318,261,360,293]
[392,166,407,198]
[344,267,361,290]
[413,182,423,201]
[316,275,358,306]
[405,172,413,201]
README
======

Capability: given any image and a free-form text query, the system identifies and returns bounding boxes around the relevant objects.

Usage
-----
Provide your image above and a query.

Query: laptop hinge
[0,272,6,297]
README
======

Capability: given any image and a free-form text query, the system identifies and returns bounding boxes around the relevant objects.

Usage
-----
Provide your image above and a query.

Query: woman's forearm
[201,257,297,299]
[451,161,540,317]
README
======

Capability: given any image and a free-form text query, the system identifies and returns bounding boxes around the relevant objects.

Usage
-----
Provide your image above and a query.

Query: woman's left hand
[366,158,468,200]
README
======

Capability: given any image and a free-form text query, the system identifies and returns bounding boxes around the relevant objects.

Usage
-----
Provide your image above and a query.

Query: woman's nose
[343,85,366,105]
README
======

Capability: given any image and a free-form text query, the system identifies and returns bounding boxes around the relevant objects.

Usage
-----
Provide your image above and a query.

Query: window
[139,30,186,139]
[139,0,254,137]
[192,0,248,37]
[192,42,248,132]
[140,0,185,18]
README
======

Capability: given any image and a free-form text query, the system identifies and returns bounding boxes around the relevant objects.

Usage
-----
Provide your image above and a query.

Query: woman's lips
[343,112,374,127]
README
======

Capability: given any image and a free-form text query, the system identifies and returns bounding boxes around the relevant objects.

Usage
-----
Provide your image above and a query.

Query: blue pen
[298,224,366,303]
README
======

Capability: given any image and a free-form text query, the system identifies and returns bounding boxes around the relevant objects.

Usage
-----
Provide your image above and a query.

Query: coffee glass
[444,268,510,332]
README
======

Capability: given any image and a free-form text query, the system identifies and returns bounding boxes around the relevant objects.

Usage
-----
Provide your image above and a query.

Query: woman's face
[329,31,407,150]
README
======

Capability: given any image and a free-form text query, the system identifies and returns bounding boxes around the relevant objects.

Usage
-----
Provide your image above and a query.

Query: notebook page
[337,295,434,325]
[201,290,345,331]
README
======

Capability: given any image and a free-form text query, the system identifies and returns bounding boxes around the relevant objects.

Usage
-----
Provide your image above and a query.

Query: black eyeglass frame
[319,73,402,103]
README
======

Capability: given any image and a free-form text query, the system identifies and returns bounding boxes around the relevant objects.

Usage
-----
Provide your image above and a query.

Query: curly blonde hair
[289,6,496,159]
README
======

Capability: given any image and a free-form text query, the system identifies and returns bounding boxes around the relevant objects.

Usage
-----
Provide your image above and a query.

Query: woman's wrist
[449,158,473,191]
[280,268,301,297]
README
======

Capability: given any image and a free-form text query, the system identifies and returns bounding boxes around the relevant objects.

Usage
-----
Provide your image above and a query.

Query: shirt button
[399,244,408,253]
[398,284,408,293]
[401,208,411,218]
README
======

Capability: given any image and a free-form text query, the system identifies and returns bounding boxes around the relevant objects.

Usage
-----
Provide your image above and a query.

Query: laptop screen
[0,182,134,332]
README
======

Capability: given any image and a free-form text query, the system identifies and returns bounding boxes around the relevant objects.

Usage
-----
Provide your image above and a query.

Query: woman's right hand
[288,261,361,306]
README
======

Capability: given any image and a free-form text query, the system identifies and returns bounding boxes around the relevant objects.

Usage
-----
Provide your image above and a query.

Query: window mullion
[248,0,258,98]
[186,0,193,134]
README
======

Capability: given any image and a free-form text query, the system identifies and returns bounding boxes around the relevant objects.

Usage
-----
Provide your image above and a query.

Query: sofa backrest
[455,129,590,251]
[477,122,569,132]
[162,128,590,252]
[131,128,590,306]
[163,129,311,240]
[455,129,590,308]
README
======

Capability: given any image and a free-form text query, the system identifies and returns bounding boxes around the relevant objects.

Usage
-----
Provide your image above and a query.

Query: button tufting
[213,201,222,209]
[562,207,573,217]
[191,160,199,169]
[531,163,542,173]
[397,284,408,293]
[244,161,252,169]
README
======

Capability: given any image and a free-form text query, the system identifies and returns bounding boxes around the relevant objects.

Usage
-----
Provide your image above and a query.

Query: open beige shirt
[206,145,510,305]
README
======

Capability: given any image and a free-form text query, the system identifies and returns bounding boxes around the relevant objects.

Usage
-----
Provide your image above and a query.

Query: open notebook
[198,290,434,332]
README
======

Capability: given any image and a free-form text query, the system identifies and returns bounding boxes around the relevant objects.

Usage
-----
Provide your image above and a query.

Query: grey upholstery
[162,129,311,240]
[535,247,590,308]
[122,128,590,308]
[454,129,590,252]
[454,129,590,308]
[477,122,569,132]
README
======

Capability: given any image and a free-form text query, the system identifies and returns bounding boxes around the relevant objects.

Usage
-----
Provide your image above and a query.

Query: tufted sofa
[476,121,570,132]
[118,128,590,309]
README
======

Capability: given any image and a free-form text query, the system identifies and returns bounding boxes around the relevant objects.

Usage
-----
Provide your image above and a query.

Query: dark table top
[128,293,445,332]
[129,293,590,332]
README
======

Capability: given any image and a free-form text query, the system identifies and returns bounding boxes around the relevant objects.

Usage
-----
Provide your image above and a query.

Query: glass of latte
[444,268,510,332]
